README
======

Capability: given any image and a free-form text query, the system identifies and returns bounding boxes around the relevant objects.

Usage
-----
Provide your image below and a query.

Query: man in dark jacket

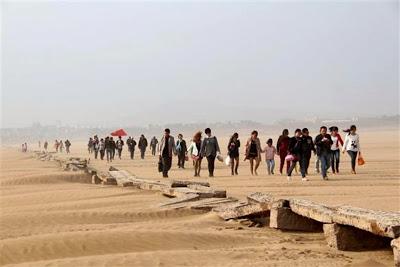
[200,128,220,177]
[116,136,124,159]
[150,137,158,156]
[300,128,316,177]
[105,136,113,162]
[314,126,333,180]
[158,128,177,178]
[176,134,187,169]
[127,136,137,159]
[110,137,116,160]
[138,135,148,159]
[287,129,303,181]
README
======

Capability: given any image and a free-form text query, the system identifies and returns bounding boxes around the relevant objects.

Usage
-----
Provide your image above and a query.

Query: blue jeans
[331,149,340,173]
[319,151,331,178]
[266,159,275,174]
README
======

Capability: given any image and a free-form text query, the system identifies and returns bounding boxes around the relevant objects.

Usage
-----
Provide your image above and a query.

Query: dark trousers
[177,153,185,168]
[347,151,357,171]
[319,151,331,178]
[331,150,340,173]
[129,149,135,159]
[117,149,122,159]
[279,150,289,174]
[151,146,156,156]
[162,156,172,177]
[94,149,99,159]
[100,150,105,160]
[299,154,310,178]
[140,149,146,159]
[106,149,113,162]
[206,155,216,177]
[111,149,115,160]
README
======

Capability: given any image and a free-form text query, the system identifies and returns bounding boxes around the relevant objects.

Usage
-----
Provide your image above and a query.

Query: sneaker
[301,178,309,182]
[287,176,292,182]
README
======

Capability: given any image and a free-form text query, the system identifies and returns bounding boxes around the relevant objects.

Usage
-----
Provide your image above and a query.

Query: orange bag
[358,155,365,166]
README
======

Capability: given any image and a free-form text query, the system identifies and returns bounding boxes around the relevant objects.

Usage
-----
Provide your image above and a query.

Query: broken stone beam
[247,192,276,210]
[323,223,391,251]
[109,166,119,171]
[169,180,210,188]
[190,197,238,211]
[108,171,136,187]
[214,202,268,220]
[332,206,400,238]
[289,198,336,223]
[161,187,199,198]
[187,184,226,198]
[159,193,200,208]
[392,238,400,267]
[91,175,102,184]
[269,201,323,232]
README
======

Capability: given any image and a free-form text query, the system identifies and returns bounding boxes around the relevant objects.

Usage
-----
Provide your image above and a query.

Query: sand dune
[0,129,398,266]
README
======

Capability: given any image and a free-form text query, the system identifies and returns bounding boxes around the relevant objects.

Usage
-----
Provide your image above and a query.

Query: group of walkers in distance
[30,140,71,154]
[80,124,362,181]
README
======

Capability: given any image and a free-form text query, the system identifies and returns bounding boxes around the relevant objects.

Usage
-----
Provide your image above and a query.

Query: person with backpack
[116,136,124,159]
[65,140,71,153]
[110,137,116,160]
[342,125,361,174]
[315,126,333,180]
[138,135,148,159]
[127,136,137,159]
[329,126,344,174]
[276,129,290,175]
[200,128,220,177]
[150,137,158,156]
[176,134,187,168]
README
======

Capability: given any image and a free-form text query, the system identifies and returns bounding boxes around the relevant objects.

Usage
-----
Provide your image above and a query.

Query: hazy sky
[1,1,398,128]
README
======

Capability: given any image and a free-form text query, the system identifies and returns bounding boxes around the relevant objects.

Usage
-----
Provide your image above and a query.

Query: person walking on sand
[88,138,94,154]
[300,128,316,176]
[200,128,220,177]
[227,133,240,176]
[158,128,177,178]
[127,136,137,159]
[110,137,116,160]
[176,134,187,169]
[245,130,262,176]
[342,125,361,174]
[187,131,203,177]
[54,140,59,152]
[277,129,290,175]
[105,136,113,162]
[99,138,106,160]
[38,141,41,149]
[116,136,124,159]
[315,126,333,180]
[286,129,304,181]
[263,138,276,175]
[329,126,344,174]
[44,140,48,151]
[59,140,64,153]
[138,135,148,159]
[93,135,99,159]
[65,140,71,153]
[150,136,158,156]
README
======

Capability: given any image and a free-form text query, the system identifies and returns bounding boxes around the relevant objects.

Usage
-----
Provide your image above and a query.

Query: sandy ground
[0,129,398,266]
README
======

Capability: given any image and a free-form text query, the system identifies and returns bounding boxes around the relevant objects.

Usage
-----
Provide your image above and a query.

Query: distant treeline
[1,115,398,144]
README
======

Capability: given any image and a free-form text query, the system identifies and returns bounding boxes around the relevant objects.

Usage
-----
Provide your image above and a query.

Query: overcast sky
[1,1,398,128]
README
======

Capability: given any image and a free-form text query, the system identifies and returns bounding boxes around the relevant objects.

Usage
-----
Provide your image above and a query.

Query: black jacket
[314,134,333,156]
[300,136,316,156]
[288,136,302,155]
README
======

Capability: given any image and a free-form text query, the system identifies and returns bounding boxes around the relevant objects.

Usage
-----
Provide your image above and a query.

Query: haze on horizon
[1,1,399,128]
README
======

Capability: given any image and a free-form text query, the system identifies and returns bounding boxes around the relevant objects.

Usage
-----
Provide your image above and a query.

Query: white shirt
[342,134,361,152]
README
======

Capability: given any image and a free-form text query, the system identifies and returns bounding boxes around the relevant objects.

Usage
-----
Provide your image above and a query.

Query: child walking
[263,138,277,175]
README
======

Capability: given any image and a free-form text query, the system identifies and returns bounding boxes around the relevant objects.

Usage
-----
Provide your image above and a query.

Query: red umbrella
[111,128,128,137]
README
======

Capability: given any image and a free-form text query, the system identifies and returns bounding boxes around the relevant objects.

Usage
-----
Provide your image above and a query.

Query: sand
[0,129,398,266]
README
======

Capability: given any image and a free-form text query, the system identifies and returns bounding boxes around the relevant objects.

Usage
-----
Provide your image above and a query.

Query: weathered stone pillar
[391,238,400,267]
[269,201,323,232]
[323,223,391,251]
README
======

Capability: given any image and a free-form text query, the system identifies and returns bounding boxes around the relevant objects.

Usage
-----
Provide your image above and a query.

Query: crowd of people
[83,124,361,181]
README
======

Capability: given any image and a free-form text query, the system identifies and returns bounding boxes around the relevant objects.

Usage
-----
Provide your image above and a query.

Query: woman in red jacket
[276,129,290,175]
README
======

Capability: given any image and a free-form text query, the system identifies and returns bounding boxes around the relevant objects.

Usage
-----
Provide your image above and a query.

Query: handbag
[358,155,365,166]
[158,158,163,172]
